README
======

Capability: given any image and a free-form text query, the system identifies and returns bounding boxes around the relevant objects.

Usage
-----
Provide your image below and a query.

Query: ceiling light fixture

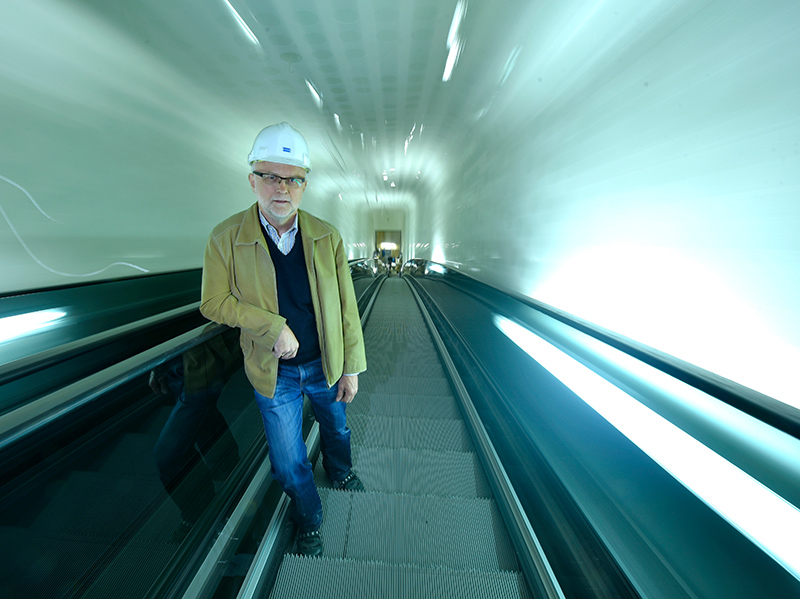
[305,79,322,109]
[443,0,468,81]
[221,0,259,45]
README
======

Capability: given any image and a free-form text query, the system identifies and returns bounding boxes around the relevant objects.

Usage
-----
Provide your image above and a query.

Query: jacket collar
[235,204,331,246]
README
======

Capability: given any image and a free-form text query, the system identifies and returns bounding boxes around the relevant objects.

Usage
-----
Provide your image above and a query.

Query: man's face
[249,161,307,228]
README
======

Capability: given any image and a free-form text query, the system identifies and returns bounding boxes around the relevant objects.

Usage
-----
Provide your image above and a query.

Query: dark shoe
[296,528,323,557]
[332,471,365,492]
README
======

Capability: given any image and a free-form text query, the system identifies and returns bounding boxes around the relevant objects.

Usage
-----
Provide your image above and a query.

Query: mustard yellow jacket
[200,204,367,397]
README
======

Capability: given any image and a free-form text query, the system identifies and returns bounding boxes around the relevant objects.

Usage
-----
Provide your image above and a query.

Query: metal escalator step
[363,323,432,336]
[363,335,435,347]
[364,340,436,358]
[85,433,161,477]
[359,376,453,397]
[315,489,518,571]
[0,525,107,599]
[314,446,491,498]
[29,471,163,537]
[363,353,444,369]
[270,555,531,599]
[75,539,180,599]
[347,415,474,452]
[360,361,448,380]
[348,392,462,420]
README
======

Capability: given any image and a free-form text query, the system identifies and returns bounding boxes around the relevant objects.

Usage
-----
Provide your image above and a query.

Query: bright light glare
[443,0,467,81]
[426,263,446,275]
[305,79,322,109]
[0,309,67,343]
[221,0,259,44]
[447,0,467,49]
[380,242,397,250]
[494,315,800,581]
[431,244,446,264]
[533,245,800,410]
[442,37,462,82]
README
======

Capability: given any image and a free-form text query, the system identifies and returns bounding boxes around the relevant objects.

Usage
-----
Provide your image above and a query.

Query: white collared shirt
[259,211,299,255]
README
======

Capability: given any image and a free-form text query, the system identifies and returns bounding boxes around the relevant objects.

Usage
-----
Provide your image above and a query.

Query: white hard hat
[247,122,311,171]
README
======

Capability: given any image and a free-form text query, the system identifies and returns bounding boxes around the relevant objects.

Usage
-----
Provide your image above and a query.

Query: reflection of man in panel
[200,122,367,557]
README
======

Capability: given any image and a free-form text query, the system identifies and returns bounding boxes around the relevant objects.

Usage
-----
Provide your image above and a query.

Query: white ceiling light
[221,0,259,45]
[305,79,323,109]
[443,0,468,81]
[0,309,67,344]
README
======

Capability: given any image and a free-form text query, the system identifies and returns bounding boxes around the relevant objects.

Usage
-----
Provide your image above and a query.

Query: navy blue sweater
[262,229,321,366]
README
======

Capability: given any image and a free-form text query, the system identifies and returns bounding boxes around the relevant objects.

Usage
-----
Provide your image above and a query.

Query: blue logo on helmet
[283,146,291,152]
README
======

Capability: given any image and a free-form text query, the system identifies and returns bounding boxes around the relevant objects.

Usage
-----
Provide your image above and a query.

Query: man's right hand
[272,325,299,360]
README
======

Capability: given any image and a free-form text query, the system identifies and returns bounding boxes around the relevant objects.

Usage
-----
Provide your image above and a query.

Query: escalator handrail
[405,259,800,439]
[0,302,201,386]
[0,319,226,452]
[405,276,567,599]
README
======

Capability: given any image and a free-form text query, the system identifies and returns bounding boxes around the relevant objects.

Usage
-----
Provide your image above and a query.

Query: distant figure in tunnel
[200,122,367,557]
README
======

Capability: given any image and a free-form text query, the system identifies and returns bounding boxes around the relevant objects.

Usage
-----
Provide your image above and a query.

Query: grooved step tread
[314,446,491,498]
[83,433,161,477]
[312,489,518,572]
[359,361,448,379]
[29,471,163,537]
[363,354,444,369]
[270,555,532,599]
[0,526,108,599]
[359,376,453,397]
[348,392,462,420]
[347,415,474,452]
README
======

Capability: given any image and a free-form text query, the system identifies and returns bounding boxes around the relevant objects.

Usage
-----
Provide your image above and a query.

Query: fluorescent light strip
[442,37,462,82]
[0,309,67,343]
[305,80,322,109]
[221,0,259,45]
[447,0,467,49]
[494,315,800,581]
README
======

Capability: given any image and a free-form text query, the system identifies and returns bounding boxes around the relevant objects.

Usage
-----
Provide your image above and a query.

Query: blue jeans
[254,358,352,531]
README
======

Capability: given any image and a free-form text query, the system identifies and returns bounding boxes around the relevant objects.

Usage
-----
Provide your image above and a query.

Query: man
[200,122,367,557]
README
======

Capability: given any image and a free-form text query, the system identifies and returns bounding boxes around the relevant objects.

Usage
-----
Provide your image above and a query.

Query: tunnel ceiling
[67,0,527,209]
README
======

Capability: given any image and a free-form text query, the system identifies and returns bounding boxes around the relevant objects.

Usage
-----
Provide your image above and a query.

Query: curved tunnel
[1,1,800,598]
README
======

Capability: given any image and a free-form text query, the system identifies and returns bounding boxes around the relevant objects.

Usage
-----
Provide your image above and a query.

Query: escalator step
[84,433,161,477]
[29,471,163,537]
[77,540,178,599]
[313,489,518,571]
[270,555,531,599]
[359,360,448,380]
[348,392,462,420]
[314,446,491,498]
[347,415,473,452]
[364,353,444,368]
[0,526,107,599]
[359,376,453,397]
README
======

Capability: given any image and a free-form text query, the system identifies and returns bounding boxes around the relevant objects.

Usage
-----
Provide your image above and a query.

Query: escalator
[268,277,533,597]
[3,262,799,598]
[0,331,263,599]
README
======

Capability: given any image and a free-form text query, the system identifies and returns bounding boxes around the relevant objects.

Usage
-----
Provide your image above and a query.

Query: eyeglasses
[252,171,306,189]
